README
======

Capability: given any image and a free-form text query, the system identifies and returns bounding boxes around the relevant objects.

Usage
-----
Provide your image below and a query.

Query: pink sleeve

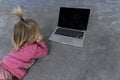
[32,40,48,58]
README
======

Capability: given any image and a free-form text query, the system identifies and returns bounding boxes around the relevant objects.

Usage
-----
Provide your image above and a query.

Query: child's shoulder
[23,43,37,48]
[21,43,38,52]
[10,43,38,54]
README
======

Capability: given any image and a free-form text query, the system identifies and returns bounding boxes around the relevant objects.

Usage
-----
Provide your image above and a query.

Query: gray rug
[0,0,120,80]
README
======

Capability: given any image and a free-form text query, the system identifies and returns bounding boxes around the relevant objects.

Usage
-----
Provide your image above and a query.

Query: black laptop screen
[58,7,90,30]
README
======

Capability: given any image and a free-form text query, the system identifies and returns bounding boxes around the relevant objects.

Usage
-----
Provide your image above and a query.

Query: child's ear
[33,33,38,41]
[33,35,36,40]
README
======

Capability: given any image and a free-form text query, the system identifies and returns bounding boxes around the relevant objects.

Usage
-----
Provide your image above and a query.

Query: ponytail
[12,6,25,21]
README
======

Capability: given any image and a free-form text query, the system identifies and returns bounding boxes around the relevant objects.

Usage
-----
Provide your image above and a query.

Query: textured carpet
[0,0,120,80]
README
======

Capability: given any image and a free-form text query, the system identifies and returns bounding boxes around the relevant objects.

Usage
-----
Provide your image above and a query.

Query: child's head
[12,6,39,51]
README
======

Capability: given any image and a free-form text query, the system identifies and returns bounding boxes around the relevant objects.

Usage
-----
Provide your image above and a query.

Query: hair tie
[20,17,25,22]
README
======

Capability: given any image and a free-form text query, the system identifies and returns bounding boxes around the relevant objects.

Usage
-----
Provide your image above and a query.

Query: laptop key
[55,28,84,39]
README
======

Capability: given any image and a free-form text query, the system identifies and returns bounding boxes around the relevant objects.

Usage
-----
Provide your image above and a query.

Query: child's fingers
[35,34,43,42]
[38,35,43,40]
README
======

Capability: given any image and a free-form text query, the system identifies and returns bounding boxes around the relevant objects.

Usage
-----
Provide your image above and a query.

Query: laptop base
[49,28,86,47]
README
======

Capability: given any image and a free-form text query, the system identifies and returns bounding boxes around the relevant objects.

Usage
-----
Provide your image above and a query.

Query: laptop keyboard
[55,28,84,39]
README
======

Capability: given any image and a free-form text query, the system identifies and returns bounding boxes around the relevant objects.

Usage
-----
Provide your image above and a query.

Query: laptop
[49,7,90,47]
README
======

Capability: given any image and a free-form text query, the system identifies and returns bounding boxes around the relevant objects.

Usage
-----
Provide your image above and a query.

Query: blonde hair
[12,6,39,51]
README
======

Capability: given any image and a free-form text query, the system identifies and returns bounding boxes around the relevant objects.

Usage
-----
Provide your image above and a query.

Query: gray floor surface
[0,0,120,80]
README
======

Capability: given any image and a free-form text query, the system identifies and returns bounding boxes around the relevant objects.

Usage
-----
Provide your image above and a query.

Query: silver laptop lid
[58,7,90,31]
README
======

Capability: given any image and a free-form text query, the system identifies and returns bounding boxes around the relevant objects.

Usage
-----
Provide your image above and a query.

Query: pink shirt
[1,41,48,80]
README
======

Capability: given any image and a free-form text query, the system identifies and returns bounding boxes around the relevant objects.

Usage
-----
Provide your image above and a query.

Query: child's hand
[35,33,43,43]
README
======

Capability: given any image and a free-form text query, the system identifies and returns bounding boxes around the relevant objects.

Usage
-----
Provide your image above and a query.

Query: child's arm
[36,40,48,57]
[32,33,48,58]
